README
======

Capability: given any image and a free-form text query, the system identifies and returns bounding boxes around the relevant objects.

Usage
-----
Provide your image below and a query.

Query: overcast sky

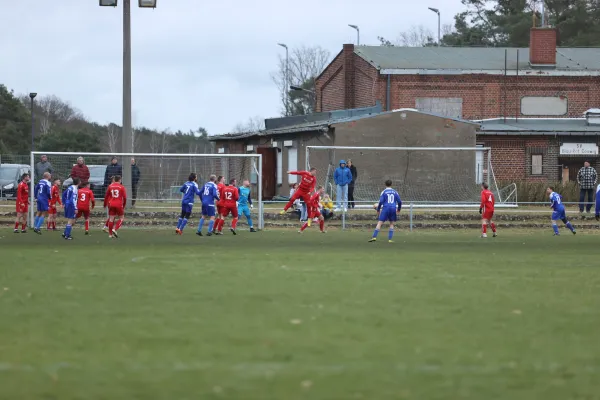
[1,0,463,135]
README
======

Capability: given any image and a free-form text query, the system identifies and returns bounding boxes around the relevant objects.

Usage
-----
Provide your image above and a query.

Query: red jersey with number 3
[78,187,95,210]
[220,185,239,208]
[480,189,495,212]
[104,183,127,209]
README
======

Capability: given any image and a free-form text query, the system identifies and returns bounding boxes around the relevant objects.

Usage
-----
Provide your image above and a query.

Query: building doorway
[257,148,277,199]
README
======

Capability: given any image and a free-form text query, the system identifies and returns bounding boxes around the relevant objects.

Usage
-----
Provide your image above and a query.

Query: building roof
[477,118,600,135]
[354,46,600,76]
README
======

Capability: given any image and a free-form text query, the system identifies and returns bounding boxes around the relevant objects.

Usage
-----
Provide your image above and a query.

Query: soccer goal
[306,146,518,208]
[29,151,264,229]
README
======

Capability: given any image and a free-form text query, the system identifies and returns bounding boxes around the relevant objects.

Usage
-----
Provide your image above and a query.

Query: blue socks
[34,216,39,228]
[181,218,188,231]
[372,229,380,239]
[552,223,559,235]
[64,224,72,238]
[247,216,253,228]
[177,217,183,230]
[566,221,575,232]
[197,218,205,232]
[208,220,214,233]
[388,228,394,240]
[35,216,44,230]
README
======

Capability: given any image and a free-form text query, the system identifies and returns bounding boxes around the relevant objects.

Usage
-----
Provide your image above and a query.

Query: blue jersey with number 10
[378,188,402,212]
[180,181,200,205]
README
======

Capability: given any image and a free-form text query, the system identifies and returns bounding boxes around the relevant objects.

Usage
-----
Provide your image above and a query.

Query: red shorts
[482,210,494,220]
[48,205,57,215]
[108,206,124,217]
[76,209,90,219]
[217,205,225,215]
[308,207,321,218]
[16,203,28,214]
[220,205,238,218]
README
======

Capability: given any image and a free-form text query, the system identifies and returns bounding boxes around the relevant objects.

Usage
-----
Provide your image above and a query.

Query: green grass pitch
[1,228,599,399]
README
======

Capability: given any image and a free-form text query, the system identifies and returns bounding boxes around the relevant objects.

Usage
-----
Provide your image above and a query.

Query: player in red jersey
[103,175,127,238]
[47,179,62,230]
[216,178,240,235]
[281,168,318,215]
[14,173,30,233]
[479,182,497,238]
[299,186,326,233]
[76,182,96,235]
[213,176,226,235]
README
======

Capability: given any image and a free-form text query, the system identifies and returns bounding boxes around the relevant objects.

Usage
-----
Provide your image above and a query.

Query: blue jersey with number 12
[180,181,200,205]
[377,188,402,212]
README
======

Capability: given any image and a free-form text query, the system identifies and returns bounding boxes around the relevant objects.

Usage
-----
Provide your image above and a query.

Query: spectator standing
[334,160,352,212]
[70,157,90,185]
[104,156,123,193]
[577,161,597,213]
[35,155,54,180]
[131,158,141,207]
[347,159,358,209]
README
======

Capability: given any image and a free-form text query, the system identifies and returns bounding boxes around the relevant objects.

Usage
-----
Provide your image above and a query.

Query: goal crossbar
[29,151,264,230]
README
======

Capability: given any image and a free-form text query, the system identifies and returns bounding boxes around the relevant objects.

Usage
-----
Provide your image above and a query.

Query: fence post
[409,202,413,232]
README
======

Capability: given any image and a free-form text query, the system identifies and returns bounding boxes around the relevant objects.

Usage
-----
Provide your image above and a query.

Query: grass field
[1,228,599,400]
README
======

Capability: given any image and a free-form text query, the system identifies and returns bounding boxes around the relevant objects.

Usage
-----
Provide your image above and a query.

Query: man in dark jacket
[35,155,54,180]
[104,156,123,192]
[577,161,597,213]
[347,159,358,209]
[131,158,141,207]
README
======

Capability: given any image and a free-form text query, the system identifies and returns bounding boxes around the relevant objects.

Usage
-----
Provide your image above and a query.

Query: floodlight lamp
[99,0,118,7]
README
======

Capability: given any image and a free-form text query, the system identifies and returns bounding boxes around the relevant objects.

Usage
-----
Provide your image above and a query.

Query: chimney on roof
[529,27,557,66]
[343,44,356,110]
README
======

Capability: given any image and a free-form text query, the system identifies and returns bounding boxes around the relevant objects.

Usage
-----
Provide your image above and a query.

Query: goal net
[306,146,517,207]
[29,151,263,228]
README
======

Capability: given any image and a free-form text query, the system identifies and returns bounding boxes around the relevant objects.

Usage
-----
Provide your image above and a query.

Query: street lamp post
[348,24,360,45]
[277,43,289,116]
[290,85,316,114]
[29,93,37,152]
[428,7,441,46]
[100,0,156,207]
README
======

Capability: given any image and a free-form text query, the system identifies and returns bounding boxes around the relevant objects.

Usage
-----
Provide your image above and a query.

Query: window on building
[287,148,298,184]
[521,96,567,116]
[531,154,543,175]
[415,97,463,118]
[276,150,282,185]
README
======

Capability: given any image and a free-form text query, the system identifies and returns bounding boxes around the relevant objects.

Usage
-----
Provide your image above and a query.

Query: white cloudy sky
[1,0,462,135]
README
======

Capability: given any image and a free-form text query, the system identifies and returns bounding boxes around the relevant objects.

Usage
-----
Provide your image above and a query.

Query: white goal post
[29,151,264,229]
[305,145,517,208]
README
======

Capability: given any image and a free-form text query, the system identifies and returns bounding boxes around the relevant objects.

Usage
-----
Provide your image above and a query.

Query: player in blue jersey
[61,177,80,240]
[547,186,576,236]
[33,172,52,234]
[595,184,600,221]
[196,174,220,236]
[238,179,257,232]
[369,180,402,243]
[176,173,201,235]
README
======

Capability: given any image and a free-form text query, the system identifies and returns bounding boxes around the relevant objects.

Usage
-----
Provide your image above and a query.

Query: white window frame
[287,147,298,184]
[276,150,282,185]
[531,154,543,175]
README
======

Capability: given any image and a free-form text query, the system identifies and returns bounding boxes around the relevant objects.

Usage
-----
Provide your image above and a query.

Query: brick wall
[530,28,557,65]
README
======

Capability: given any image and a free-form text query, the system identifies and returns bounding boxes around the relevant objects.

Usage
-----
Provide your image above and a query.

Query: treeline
[0,84,213,156]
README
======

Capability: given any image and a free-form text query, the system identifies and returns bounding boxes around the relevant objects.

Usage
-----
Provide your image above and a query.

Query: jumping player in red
[47,178,62,230]
[14,173,30,233]
[218,178,240,235]
[479,182,497,238]
[281,167,317,216]
[76,182,96,235]
[213,176,226,235]
[104,175,127,239]
[299,185,326,233]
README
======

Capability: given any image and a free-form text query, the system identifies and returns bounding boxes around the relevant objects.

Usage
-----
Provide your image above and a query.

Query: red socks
[115,219,123,231]
[300,222,308,232]
[108,221,114,235]
[319,219,324,231]
[14,222,19,230]
[232,218,238,230]
[22,223,26,230]
[482,224,487,234]
[216,219,225,232]
[85,220,89,231]
[491,223,496,233]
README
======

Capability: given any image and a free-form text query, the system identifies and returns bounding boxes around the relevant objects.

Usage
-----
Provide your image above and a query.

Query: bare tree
[271,45,330,116]
[106,123,119,153]
[378,23,454,47]
[34,95,84,135]
[231,116,265,133]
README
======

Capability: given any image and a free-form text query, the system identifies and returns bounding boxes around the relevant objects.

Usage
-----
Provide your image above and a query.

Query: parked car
[0,164,31,199]
[63,165,107,199]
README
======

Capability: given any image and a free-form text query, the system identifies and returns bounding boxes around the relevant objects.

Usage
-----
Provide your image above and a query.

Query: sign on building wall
[560,143,599,155]
[521,96,567,116]
[415,98,463,119]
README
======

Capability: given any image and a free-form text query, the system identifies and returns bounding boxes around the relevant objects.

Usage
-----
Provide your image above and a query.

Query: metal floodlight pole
[277,43,289,116]
[428,7,441,46]
[29,93,37,152]
[348,24,359,45]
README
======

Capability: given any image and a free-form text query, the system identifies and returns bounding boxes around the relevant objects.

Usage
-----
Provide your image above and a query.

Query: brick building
[315,27,600,182]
